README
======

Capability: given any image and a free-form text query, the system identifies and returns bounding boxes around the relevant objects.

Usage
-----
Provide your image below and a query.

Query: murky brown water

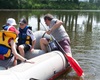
[0,10,100,80]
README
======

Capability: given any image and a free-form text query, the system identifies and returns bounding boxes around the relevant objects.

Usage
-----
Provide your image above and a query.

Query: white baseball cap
[7,18,17,25]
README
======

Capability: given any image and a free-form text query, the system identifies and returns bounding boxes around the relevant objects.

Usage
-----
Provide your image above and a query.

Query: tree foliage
[0,0,100,9]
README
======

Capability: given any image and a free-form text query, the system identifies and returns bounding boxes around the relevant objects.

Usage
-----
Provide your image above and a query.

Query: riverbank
[0,9,100,12]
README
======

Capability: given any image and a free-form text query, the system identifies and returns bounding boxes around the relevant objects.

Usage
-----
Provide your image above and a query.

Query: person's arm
[51,20,63,30]
[10,39,26,61]
[30,40,36,52]
[10,39,34,63]
[27,29,36,51]
[46,20,63,34]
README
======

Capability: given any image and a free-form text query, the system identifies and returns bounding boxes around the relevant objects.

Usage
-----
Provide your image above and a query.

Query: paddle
[39,19,84,76]
[51,35,84,76]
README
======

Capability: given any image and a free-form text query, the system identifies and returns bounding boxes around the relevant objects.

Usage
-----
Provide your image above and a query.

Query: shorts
[17,44,30,53]
[58,38,71,53]
[23,44,31,53]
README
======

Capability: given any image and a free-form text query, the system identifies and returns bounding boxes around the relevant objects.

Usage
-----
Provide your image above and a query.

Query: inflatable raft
[0,31,71,80]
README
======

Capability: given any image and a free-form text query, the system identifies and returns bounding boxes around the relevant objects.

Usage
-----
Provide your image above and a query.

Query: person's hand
[30,47,34,52]
[46,29,52,35]
[67,53,72,57]
[24,59,34,64]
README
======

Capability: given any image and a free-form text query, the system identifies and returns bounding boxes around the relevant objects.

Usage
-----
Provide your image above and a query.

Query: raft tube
[0,51,70,80]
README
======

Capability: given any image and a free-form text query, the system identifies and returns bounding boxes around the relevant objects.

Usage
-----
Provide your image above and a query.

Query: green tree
[89,0,94,3]
[0,0,18,9]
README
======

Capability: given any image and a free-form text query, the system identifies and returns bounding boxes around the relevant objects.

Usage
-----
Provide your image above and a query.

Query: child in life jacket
[17,18,36,58]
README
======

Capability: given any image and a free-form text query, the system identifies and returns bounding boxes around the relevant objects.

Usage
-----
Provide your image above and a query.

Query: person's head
[19,18,27,29]
[44,14,53,26]
[6,18,19,35]
[6,18,17,26]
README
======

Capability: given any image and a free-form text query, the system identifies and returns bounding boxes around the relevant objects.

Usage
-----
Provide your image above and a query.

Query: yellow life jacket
[0,30,17,58]
[25,36,32,45]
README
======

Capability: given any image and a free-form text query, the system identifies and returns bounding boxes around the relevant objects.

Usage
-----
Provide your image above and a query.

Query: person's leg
[58,39,72,56]
[13,57,17,66]
[18,44,30,57]
[24,44,30,53]
[18,45,25,57]
[40,38,49,52]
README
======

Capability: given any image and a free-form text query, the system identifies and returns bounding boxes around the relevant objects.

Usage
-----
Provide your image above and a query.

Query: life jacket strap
[2,32,6,41]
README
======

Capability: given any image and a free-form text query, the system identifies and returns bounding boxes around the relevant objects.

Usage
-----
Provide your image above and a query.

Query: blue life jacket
[3,25,9,30]
[18,26,32,45]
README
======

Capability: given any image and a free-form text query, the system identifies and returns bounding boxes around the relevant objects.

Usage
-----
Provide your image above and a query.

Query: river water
[0,10,100,80]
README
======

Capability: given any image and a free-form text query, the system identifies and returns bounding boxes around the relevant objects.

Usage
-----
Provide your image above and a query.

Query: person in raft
[2,18,19,34]
[40,14,72,56]
[17,18,36,58]
[0,18,33,69]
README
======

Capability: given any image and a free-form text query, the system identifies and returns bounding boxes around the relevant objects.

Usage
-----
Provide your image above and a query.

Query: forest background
[0,0,100,10]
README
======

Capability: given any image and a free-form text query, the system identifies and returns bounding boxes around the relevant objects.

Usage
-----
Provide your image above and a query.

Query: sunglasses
[19,23,24,26]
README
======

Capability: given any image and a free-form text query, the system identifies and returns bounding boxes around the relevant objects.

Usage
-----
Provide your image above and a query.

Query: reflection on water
[70,30,100,80]
[0,10,100,80]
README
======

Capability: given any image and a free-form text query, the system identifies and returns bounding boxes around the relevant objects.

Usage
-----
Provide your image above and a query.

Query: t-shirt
[49,19,69,42]
[26,29,36,41]
[7,26,19,35]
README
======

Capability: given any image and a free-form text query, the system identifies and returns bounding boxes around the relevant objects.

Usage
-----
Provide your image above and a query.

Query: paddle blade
[65,54,84,76]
